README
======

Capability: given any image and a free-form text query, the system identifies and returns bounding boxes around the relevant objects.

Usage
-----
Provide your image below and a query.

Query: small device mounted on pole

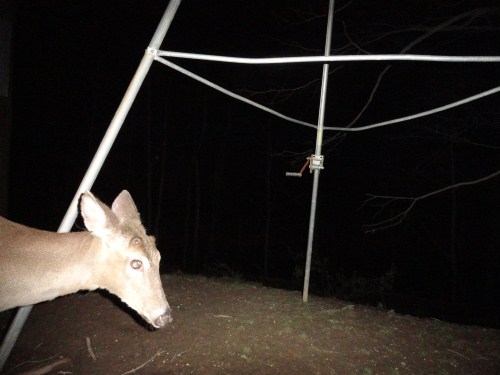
[308,154,324,172]
[286,154,324,178]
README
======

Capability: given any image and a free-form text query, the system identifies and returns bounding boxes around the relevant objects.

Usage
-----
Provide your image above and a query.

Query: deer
[0,190,172,328]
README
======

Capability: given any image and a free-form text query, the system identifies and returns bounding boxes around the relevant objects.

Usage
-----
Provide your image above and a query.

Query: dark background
[3,1,500,327]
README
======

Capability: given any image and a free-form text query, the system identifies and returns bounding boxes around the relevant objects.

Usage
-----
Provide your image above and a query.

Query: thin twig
[85,337,96,362]
[120,350,165,375]
[171,349,190,363]
[447,349,470,360]
[18,358,70,375]
[10,356,59,372]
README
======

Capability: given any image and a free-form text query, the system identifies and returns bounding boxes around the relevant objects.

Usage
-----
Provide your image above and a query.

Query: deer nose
[155,309,173,328]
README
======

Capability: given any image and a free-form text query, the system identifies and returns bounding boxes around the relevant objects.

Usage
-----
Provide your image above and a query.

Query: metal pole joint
[147,47,159,58]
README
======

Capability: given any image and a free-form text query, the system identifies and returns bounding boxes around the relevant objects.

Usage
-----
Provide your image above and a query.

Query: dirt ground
[1,274,499,374]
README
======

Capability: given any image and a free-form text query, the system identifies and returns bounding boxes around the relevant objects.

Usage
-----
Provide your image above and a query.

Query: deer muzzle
[154,308,173,328]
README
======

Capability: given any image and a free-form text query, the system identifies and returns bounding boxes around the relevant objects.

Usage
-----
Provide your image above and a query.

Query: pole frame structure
[0,1,182,371]
[302,0,335,303]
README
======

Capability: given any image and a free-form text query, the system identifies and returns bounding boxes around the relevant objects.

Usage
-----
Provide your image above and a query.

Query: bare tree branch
[320,7,499,150]
[430,128,500,149]
[238,66,343,106]
[363,169,500,233]
[340,8,498,133]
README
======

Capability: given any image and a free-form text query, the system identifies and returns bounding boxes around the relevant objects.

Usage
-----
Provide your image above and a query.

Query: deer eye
[130,259,143,270]
[131,237,142,246]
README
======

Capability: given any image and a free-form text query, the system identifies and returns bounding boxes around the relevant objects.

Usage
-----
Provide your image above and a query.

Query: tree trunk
[263,121,273,279]
[449,135,458,304]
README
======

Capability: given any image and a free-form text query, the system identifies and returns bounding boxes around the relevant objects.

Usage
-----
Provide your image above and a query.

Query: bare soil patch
[1,274,499,374]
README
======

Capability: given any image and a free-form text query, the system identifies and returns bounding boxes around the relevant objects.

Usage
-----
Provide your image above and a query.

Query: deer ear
[111,190,141,222]
[80,191,117,237]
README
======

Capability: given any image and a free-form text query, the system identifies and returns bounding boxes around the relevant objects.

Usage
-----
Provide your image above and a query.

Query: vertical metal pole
[303,0,335,302]
[0,1,182,371]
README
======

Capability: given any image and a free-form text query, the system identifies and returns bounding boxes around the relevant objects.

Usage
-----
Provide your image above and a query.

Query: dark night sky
[4,0,500,326]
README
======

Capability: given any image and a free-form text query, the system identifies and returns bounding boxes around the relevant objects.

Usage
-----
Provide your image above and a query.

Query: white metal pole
[303,0,335,302]
[0,1,182,371]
